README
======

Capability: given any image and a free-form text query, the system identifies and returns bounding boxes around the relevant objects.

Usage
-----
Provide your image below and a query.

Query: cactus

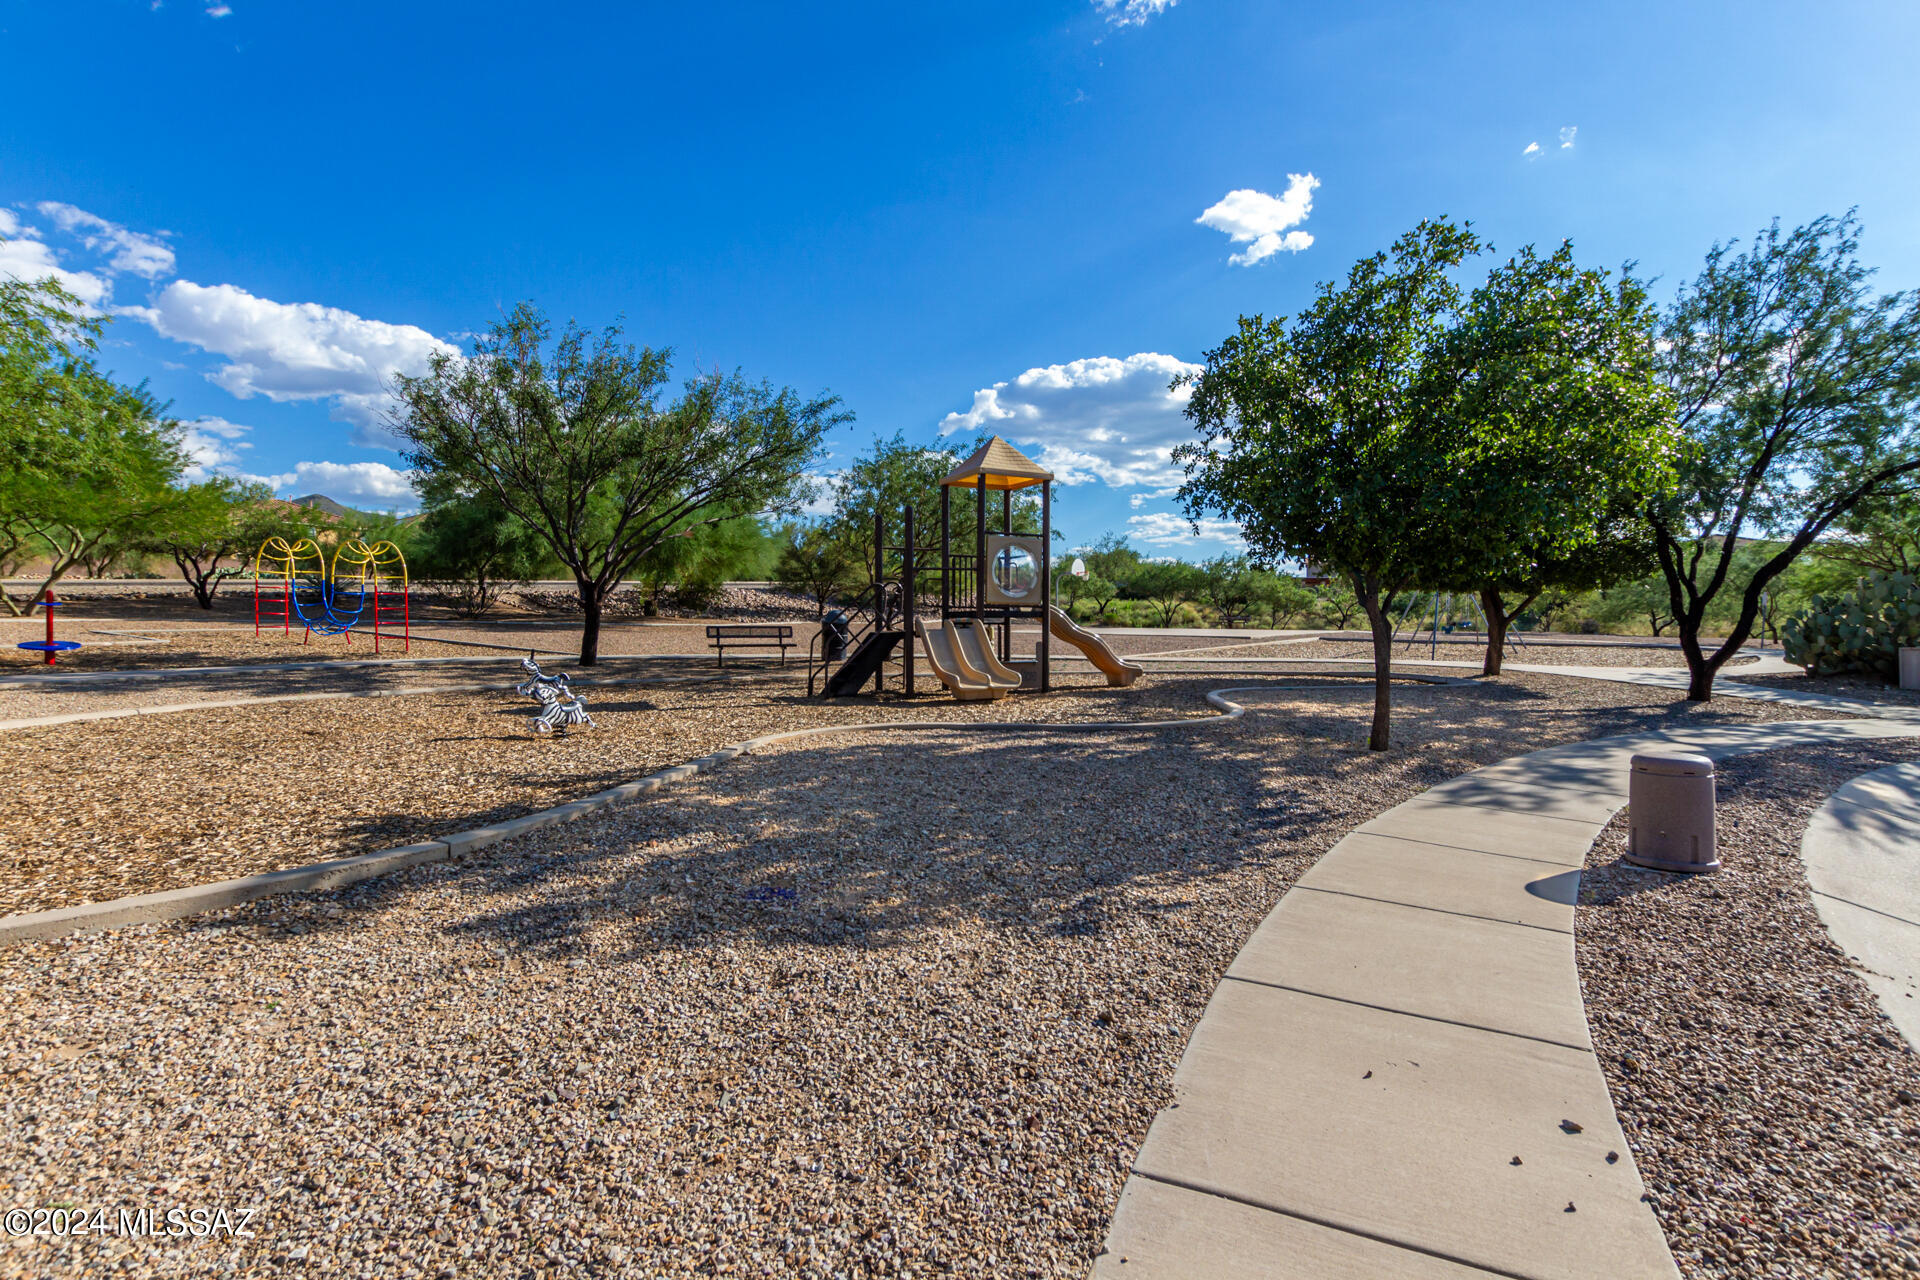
[1780,571,1920,679]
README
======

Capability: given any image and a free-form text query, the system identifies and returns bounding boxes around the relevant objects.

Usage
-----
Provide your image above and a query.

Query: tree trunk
[1358,575,1392,752]
[579,580,603,666]
[1480,588,1508,676]
[188,561,219,609]
[1676,610,1715,701]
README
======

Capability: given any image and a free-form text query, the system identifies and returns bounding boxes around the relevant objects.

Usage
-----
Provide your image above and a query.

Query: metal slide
[823,631,905,697]
[1047,606,1145,686]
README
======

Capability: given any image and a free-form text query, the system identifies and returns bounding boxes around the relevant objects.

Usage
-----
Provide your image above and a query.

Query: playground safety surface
[0,664,1856,1279]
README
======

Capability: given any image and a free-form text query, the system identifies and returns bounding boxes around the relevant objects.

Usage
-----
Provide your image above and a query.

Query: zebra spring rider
[516,654,594,736]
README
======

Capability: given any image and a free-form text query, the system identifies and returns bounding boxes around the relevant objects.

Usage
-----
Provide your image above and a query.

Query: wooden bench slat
[706,623,796,667]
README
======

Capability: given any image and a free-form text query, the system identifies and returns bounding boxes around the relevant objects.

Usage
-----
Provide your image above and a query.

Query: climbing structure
[253,536,410,652]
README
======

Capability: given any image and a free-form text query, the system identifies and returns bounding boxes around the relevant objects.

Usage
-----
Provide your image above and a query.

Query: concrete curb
[0,688,1256,946]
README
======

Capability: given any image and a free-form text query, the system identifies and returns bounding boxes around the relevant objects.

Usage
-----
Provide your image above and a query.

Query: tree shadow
[276,721,1311,960]
[230,672,1873,961]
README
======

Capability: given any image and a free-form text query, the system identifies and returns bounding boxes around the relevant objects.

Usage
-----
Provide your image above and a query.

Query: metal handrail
[805,583,909,696]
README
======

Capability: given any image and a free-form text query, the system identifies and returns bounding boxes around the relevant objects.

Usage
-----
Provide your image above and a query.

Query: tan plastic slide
[1048,606,1145,686]
[948,619,1024,691]
[915,618,1013,701]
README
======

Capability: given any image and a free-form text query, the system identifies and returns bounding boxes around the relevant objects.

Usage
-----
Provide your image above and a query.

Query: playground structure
[809,436,1143,701]
[15,591,81,665]
[253,537,411,652]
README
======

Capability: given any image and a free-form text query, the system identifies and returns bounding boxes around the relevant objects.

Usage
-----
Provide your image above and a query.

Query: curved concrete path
[1803,762,1920,1048]
[1095,716,1920,1280]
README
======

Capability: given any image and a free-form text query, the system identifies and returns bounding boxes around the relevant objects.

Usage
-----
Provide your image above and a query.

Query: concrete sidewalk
[1096,717,1920,1280]
[1802,761,1920,1048]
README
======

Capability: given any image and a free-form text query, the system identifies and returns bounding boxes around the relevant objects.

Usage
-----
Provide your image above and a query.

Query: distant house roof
[940,436,1053,490]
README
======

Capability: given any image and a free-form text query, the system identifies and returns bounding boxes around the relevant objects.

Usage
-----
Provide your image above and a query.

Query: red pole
[373,582,381,655]
[43,593,57,665]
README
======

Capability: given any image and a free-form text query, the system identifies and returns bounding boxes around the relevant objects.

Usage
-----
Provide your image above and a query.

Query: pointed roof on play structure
[940,435,1053,490]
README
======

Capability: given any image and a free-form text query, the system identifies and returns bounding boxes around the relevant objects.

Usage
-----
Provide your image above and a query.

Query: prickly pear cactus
[1780,571,1920,678]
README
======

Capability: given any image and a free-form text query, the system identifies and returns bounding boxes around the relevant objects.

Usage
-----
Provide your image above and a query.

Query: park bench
[705,623,795,668]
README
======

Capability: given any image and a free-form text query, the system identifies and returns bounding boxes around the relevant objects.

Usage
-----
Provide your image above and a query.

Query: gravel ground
[0,671,1221,919]
[1726,669,1920,709]
[0,655,633,724]
[0,620,488,672]
[0,672,1851,1279]
[1578,743,1920,1279]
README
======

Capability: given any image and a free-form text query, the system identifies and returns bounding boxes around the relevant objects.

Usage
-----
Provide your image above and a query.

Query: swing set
[252,536,411,652]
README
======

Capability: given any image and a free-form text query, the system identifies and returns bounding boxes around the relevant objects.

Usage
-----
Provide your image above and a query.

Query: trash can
[1901,647,1920,691]
[821,610,852,662]
[1624,752,1719,873]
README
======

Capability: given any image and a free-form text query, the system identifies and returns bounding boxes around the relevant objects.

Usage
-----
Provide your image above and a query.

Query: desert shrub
[1781,571,1920,678]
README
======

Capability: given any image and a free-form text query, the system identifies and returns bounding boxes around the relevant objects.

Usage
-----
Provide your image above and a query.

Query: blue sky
[4,0,1917,557]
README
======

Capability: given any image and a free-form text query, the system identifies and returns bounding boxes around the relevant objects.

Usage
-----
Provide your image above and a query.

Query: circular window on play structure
[992,545,1039,599]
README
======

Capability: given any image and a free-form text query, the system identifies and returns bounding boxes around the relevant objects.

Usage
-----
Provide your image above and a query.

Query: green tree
[1177,220,1480,749]
[1425,242,1679,674]
[774,521,858,616]
[827,430,1041,598]
[1310,578,1363,629]
[1080,532,1141,588]
[1054,556,1092,612]
[1079,572,1121,622]
[146,478,311,609]
[1817,488,1920,577]
[393,304,844,663]
[408,488,551,617]
[629,514,767,614]
[1126,559,1204,627]
[1252,572,1317,628]
[1,370,186,616]
[1650,213,1920,699]
[1586,572,1678,637]
[1197,555,1258,628]
[828,431,957,593]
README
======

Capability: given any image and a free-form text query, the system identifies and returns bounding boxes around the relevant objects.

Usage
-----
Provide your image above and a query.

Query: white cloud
[271,461,420,510]
[34,202,176,279]
[179,415,254,480]
[205,3,231,15]
[1196,174,1319,266]
[122,280,457,446]
[1523,141,1542,158]
[939,352,1203,490]
[1559,126,1577,149]
[797,471,840,518]
[176,422,419,513]
[0,210,112,308]
[1127,511,1245,550]
[1092,0,1176,26]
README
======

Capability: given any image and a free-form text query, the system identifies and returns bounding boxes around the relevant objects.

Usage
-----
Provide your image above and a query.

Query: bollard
[1625,752,1719,873]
